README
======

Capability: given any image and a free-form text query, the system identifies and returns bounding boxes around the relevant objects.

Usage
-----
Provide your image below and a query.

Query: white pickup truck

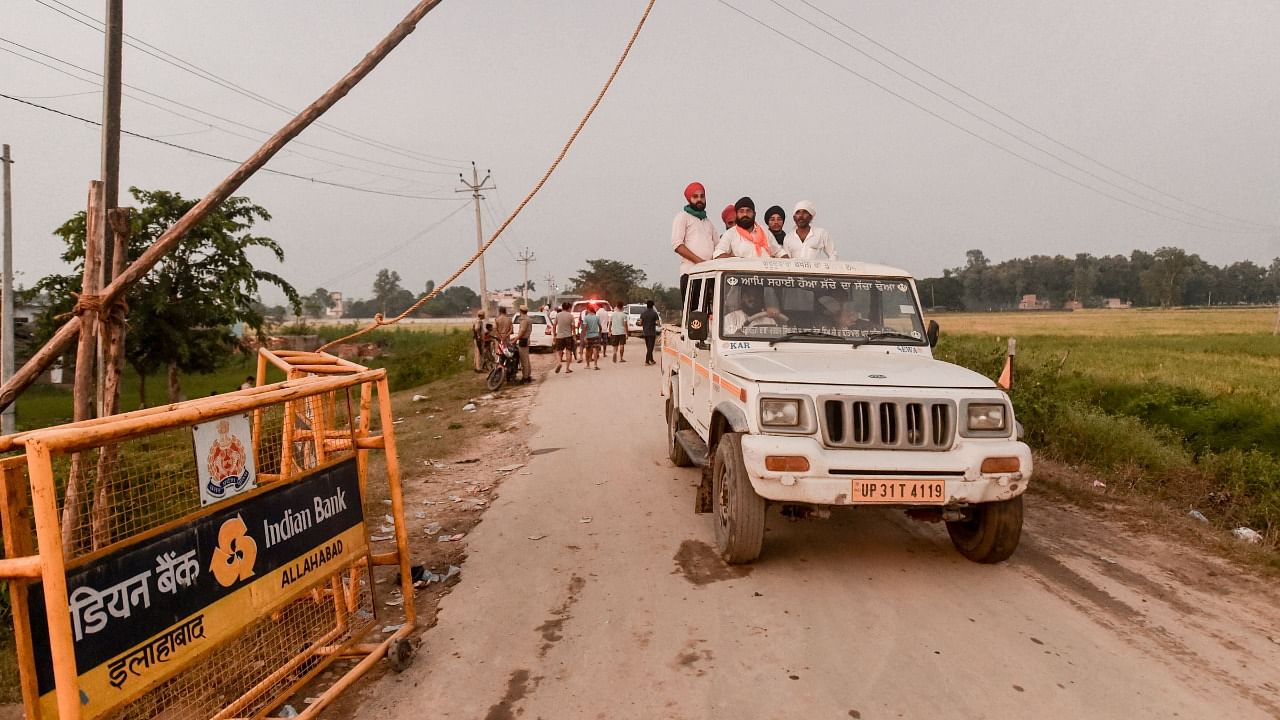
[663,258,1031,564]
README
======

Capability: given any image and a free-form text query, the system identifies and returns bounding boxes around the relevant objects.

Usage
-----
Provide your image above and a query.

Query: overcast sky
[2,0,1277,306]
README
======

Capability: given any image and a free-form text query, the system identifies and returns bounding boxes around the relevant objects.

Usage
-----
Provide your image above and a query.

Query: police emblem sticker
[193,414,258,506]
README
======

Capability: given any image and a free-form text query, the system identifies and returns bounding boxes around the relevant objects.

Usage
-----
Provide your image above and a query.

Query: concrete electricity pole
[456,163,495,315]
[2,144,14,434]
[517,248,535,307]
[544,273,555,310]
[96,0,124,418]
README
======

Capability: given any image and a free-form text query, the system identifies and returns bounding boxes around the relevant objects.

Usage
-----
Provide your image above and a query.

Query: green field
[933,308,1280,550]
[12,325,473,432]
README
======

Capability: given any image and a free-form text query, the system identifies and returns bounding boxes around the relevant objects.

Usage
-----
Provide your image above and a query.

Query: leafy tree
[303,287,335,318]
[372,269,407,316]
[419,285,479,317]
[571,259,647,303]
[1139,247,1193,307]
[32,187,300,406]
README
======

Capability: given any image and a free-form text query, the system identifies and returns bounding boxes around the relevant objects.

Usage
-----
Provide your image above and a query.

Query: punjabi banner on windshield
[720,272,925,342]
[26,458,366,718]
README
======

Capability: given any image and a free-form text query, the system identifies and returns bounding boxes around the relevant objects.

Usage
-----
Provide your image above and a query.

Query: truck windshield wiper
[769,330,861,347]
[862,330,921,343]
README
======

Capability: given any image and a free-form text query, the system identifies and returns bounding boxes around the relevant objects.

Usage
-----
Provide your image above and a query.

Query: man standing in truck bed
[671,181,718,300]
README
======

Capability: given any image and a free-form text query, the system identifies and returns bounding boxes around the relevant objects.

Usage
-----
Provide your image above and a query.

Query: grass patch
[936,332,1280,546]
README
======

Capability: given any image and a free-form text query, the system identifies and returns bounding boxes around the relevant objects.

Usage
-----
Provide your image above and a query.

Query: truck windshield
[718,272,926,344]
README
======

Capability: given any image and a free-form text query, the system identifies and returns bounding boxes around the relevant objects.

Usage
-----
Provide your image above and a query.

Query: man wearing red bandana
[714,196,789,259]
[671,181,718,299]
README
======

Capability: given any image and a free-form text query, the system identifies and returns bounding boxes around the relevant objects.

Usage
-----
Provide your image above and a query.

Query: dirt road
[355,349,1280,719]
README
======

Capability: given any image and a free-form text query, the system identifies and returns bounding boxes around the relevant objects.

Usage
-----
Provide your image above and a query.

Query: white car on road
[511,311,554,351]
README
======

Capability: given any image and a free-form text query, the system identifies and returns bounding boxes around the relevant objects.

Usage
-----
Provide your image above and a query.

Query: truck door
[690,277,716,432]
[679,278,702,425]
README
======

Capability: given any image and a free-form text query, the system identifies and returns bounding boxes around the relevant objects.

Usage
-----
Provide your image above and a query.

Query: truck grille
[820,397,955,451]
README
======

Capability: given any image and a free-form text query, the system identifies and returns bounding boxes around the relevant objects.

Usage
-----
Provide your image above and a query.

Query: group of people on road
[671,181,838,297]
[550,300,661,374]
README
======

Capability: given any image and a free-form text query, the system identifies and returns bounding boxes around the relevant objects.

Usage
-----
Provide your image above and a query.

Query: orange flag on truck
[996,337,1016,390]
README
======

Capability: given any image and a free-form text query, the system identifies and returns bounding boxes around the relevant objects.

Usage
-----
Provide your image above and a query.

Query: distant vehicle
[511,311,554,351]
[570,299,612,331]
[624,303,658,336]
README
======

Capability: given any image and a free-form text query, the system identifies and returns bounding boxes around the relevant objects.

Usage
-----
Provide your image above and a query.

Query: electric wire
[315,200,473,288]
[33,0,470,169]
[716,0,1271,234]
[0,92,457,200]
[776,0,1274,233]
[317,0,660,351]
[797,0,1275,232]
[0,36,457,182]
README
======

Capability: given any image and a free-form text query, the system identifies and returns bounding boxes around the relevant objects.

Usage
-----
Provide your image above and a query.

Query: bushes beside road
[937,334,1280,547]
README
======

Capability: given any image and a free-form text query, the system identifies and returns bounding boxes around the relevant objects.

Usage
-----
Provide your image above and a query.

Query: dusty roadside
[281,351,552,716]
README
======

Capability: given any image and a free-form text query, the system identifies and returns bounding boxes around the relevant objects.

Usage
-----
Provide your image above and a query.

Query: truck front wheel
[667,398,693,467]
[946,495,1023,563]
[712,433,766,564]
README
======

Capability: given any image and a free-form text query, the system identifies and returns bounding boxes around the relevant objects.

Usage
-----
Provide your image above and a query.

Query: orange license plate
[851,479,946,504]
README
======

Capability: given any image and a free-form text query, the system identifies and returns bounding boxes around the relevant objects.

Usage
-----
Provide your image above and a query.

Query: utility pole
[2,145,15,434]
[544,273,555,309]
[456,162,495,315]
[517,248,535,308]
[96,0,124,418]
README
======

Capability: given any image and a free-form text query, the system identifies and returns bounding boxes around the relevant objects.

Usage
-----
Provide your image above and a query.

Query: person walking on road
[581,305,604,370]
[714,197,789,259]
[553,302,575,374]
[640,300,661,365]
[783,200,837,260]
[516,306,533,383]
[610,301,629,362]
[671,181,718,300]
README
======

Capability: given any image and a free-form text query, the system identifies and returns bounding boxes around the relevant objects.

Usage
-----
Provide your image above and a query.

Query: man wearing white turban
[783,201,837,260]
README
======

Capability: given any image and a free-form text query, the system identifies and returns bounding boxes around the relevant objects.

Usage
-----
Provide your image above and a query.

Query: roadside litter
[1232,527,1263,544]
[424,522,442,535]
[412,394,428,402]
[1187,510,1209,524]
[579,517,592,524]
[462,403,477,412]
[527,534,547,541]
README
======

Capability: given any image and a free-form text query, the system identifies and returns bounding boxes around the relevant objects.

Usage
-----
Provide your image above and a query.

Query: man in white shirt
[671,181,718,300]
[783,200,837,260]
[714,197,789,260]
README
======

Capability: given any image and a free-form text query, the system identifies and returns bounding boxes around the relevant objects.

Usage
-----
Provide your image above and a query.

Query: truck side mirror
[688,310,709,342]
[926,319,939,348]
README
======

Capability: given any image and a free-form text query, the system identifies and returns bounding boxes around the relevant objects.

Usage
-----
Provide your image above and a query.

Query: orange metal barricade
[0,351,416,719]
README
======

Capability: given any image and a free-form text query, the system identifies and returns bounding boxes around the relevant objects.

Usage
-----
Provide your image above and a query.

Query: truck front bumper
[738,434,1032,506]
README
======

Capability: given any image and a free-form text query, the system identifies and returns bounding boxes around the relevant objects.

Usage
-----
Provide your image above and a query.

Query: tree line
[916,248,1280,311]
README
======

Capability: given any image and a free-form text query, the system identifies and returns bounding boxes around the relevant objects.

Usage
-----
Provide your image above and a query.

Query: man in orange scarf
[714,196,789,259]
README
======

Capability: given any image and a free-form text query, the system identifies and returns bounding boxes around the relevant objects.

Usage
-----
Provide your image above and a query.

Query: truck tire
[712,433,766,564]
[946,495,1023,564]
[667,398,693,467]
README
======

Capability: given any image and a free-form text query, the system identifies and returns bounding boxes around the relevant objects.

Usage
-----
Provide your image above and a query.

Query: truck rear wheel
[946,495,1023,563]
[712,433,766,564]
[667,398,693,467]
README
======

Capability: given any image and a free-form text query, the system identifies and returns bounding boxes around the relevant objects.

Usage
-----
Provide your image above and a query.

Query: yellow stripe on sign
[40,524,369,719]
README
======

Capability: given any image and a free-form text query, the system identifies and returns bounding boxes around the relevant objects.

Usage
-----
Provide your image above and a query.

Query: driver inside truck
[724,286,789,335]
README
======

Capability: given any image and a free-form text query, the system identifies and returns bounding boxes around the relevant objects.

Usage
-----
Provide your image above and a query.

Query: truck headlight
[760,398,801,427]
[966,403,1007,432]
